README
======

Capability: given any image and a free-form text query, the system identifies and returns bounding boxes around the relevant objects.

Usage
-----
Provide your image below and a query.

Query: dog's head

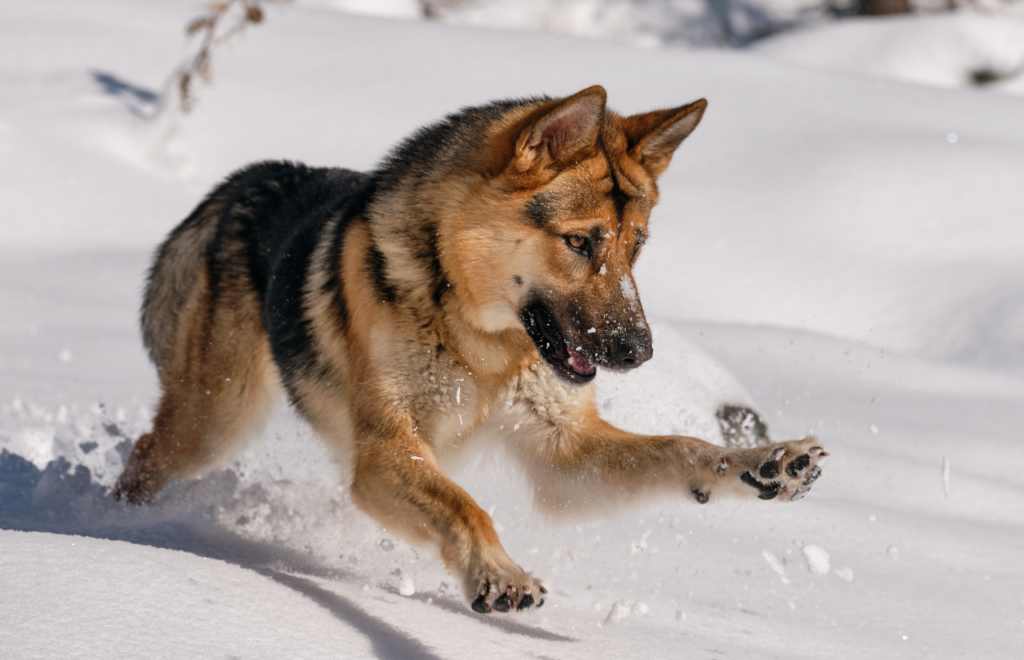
[444,86,706,384]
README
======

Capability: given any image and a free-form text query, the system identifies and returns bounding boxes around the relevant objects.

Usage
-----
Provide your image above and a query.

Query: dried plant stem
[178,0,291,113]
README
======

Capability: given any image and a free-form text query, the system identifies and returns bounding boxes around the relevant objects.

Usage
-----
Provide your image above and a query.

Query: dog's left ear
[623,99,707,178]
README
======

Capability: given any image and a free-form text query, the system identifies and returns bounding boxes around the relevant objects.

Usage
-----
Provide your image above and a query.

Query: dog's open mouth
[521,303,597,384]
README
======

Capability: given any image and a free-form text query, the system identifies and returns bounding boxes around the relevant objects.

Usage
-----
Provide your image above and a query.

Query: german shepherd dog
[113,86,827,613]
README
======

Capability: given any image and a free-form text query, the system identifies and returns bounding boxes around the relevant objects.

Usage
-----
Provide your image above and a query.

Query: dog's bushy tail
[141,187,225,371]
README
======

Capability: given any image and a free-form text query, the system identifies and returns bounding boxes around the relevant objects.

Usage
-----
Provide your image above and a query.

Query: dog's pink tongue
[566,345,595,375]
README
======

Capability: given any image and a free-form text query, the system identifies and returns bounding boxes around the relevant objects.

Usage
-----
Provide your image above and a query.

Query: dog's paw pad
[738,440,828,502]
[758,446,785,479]
[740,470,780,500]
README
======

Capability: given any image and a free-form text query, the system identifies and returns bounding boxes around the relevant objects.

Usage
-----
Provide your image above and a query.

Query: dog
[113,85,827,614]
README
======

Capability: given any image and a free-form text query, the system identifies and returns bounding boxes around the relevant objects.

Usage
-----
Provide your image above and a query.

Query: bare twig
[178,0,290,113]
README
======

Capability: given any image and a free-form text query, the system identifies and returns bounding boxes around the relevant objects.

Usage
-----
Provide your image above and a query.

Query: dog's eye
[566,235,590,255]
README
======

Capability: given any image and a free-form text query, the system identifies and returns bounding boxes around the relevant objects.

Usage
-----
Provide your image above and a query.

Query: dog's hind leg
[113,277,277,504]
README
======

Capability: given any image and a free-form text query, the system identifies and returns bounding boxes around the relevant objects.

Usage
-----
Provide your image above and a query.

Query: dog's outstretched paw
[734,438,828,502]
[468,569,546,614]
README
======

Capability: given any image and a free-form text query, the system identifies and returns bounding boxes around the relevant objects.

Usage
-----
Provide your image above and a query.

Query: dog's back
[143,162,371,372]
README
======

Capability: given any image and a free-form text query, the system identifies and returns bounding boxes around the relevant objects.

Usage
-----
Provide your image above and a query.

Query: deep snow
[2,1,1023,658]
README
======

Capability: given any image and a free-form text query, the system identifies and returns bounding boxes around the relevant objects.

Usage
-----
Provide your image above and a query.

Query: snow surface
[2,1,1024,658]
[754,11,1024,94]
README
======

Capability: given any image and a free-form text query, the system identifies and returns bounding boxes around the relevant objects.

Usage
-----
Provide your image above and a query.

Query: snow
[834,566,854,582]
[399,572,417,597]
[800,543,830,576]
[762,548,790,584]
[0,530,376,659]
[2,1,1024,659]
[754,11,1024,94]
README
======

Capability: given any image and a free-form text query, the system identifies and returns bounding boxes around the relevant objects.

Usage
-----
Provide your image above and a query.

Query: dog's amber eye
[565,234,593,257]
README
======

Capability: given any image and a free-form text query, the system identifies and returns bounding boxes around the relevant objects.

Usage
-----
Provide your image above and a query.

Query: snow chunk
[10,427,57,469]
[398,572,415,597]
[619,274,637,302]
[762,549,790,584]
[604,600,631,624]
[834,566,854,581]
[801,544,830,575]
[887,545,899,562]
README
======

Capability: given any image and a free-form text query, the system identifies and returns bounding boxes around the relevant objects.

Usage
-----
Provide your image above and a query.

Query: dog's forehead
[525,156,652,236]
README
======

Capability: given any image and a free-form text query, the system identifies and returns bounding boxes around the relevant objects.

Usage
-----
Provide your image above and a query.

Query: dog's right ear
[510,86,607,173]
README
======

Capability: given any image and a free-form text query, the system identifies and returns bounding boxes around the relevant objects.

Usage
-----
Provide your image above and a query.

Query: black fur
[189,162,374,402]
[366,243,398,304]
[374,96,550,197]
[606,161,630,229]
[525,193,554,228]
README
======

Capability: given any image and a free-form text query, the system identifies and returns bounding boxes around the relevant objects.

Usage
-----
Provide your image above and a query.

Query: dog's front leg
[507,402,827,515]
[350,426,546,613]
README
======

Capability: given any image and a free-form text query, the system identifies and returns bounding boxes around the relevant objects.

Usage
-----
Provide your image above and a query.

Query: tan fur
[114,87,827,613]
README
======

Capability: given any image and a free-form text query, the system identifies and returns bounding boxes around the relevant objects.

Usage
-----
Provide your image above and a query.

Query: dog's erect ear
[514,86,607,171]
[623,99,707,178]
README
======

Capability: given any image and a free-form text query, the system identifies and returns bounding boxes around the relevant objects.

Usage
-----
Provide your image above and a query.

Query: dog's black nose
[613,337,653,369]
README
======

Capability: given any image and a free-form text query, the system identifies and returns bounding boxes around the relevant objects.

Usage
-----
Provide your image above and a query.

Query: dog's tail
[140,190,224,371]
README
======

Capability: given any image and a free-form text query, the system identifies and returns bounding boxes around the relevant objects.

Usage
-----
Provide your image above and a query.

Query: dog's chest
[405,350,490,448]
